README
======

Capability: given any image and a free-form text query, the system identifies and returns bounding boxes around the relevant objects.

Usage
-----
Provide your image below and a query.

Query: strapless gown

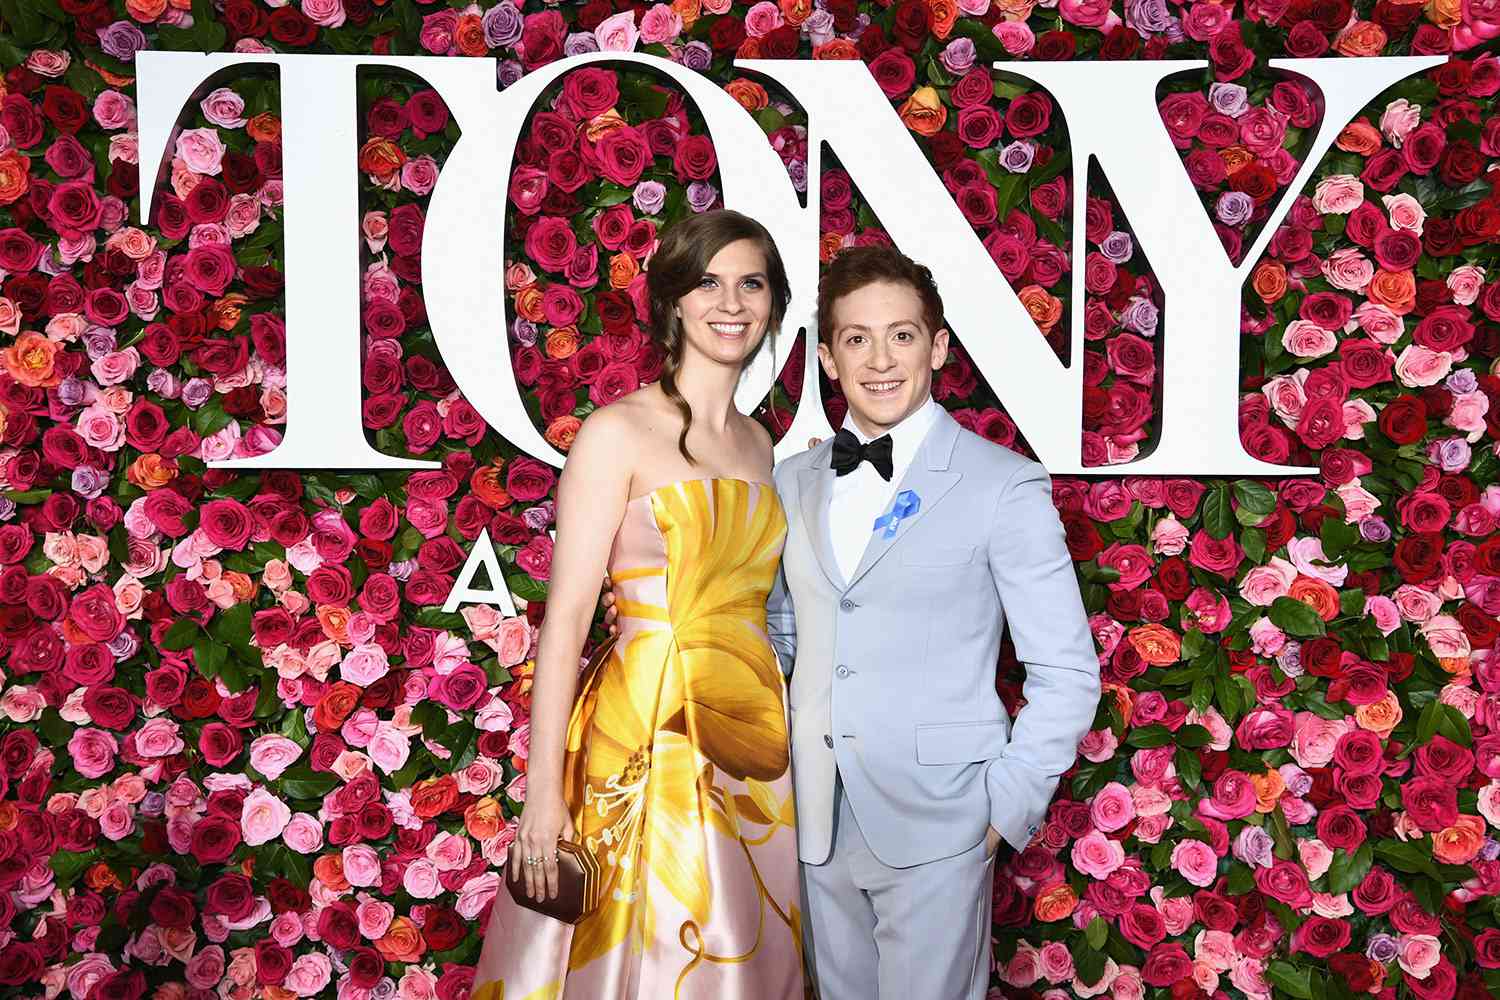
[473,478,806,1000]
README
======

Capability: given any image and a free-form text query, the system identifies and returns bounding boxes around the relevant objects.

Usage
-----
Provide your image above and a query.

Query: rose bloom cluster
[2,6,1500,1000]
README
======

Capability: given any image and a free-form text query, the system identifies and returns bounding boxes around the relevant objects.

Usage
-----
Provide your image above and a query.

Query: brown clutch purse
[504,633,617,924]
[505,837,603,924]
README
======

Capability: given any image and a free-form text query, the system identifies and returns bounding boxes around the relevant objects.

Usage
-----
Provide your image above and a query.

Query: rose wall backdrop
[1,1,1499,999]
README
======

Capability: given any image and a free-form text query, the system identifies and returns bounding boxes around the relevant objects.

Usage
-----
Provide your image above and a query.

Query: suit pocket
[915,720,1009,765]
[901,544,975,567]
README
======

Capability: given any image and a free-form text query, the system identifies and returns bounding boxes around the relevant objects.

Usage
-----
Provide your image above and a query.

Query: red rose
[1457,602,1500,649]
[347,947,385,988]
[407,90,449,137]
[594,126,650,187]
[889,0,930,51]
[423,907,467,951]
[1405,959,1457,1000]
[671,134,717,183]
[1401,776,1458,832]
[198,723,243,768]
[561,68,618,120]
[40,85,85,134]
[268,6,318,45]
[1141,943,1192,987]
[1292,915,1351,958]
[204,873,256,920]
[255,939,293,985]
[1474,929,1500,969]
[1005,93,1052,139]
[190,814,242,865]
[1378,394,1427,444]
[1120,903,1167,948]
[1315,804,1366,851]
[1393,531,1444,583]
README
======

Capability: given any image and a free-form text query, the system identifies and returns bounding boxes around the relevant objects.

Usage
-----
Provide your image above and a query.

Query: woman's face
[674,239,774,368]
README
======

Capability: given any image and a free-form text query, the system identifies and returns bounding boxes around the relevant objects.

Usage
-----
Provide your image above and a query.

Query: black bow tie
[831,428,894,480]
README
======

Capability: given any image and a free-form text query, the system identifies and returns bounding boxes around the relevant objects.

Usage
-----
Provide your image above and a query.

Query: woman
[473,209,806,999]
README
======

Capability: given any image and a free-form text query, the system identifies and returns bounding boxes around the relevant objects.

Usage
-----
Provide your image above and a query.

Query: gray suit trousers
[803,778,995,1000]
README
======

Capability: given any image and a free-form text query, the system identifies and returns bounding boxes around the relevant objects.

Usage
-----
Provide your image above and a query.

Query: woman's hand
[510,793,577,902]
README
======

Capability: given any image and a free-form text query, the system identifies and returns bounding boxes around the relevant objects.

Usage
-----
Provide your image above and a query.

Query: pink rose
[283,953,332,997]
[248,734,303,781]
[1254,857,1313,907]
[241,788,292,846]
[1071,830,1126,879]
[68,728,119,779]
[282,813,324,854]
[1292,713,1350,768]
[1038,941,1075,983]
[1238,559,1297,606]
[199,87,247,129]
[366,722,411,774]
[1282,320,1338,359]
[175,127,226,175]
[342,844,383,887]
[1170,838,1219,887]
[1090,782,1137,832]
[357,898,394,939]
[594,10,639,50]
[341,645,390,686]
[1003,943,1042,987]
[496,617,532,667]
[402,858,443,898]
[1398,934,1442,979]
[135,718,185,758]
[1394,345,1453,387]
[1311,174,1364,214]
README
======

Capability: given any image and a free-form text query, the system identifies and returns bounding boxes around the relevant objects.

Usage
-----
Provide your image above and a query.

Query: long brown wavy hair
[645,209,791,464]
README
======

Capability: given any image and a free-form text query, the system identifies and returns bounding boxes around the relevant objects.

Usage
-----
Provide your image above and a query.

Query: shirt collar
[842,396,939,471]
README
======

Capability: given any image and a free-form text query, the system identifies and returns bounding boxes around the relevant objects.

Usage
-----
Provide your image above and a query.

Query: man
[769,246,1100,1000]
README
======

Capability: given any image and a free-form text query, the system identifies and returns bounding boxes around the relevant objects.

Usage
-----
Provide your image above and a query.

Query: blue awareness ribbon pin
[872,490,920,538]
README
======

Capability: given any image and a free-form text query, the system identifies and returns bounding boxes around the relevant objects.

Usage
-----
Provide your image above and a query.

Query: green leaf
[1240,526,1267,564]
[1203,486,1233,539]
[49,849,99,886]
[1126,725,1173,748]
[0,0,62,46]
[1322,842,1372,895]
[1233,481,1276,517]
[1266,961,1314,999]
[1320,515,1358,561]
[1071,931,1107,988]
[1,489,51,503]
[1086,916,1108,950]
[1175,725,1213,749]
[1175,747,1203,791]
[509,572,549,603]
[1374,840,1439,878]
[412,702,448,740]
[1269,596,1326,638]
[277,768,337,800]
[193,640,228,680]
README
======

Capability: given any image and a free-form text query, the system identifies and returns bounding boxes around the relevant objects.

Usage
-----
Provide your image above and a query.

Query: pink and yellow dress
[473,478,806,1000]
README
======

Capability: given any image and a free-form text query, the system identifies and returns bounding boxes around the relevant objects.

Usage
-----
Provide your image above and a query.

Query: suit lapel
[797,444,845,590]
[845,409,964,590]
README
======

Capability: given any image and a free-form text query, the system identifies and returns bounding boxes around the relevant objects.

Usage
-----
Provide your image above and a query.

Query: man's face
[818,279,949,437]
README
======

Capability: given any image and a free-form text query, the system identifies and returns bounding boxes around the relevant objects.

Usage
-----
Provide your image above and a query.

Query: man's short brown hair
[817,245,946,345]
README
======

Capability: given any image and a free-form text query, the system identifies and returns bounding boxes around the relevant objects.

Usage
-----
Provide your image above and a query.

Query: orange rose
[514,285,546,323]
[358,137,407,181]
[724,79,769,112]
[1427,0,1462,27]
[673,0,702,29]
[376,916,427,963]
[1017,284,1063,333]
[1367,268,1416,314]
[317,605,352,645]
[813,39,861,59]
[85,60,134,88]
[545,326,580,360]
[1354,690,1402,736]
[1334,20,1387,56]
[211,293,248,330]
[410,775,461,819]
[1104,682,1134,723]
[263,987,297,1000]
[0,802,15,831]
[898,87,947,137]
[545,415,582,452]
[465,797,504,841]
[225,574,256,603]
[1034,882,1078,922]
[780,0,813,25]
[1251,260,1288,304]
[1438,657,1471,677]
[819,232,845,264]
[1219,145,1254,176]
[313,681,362,732]
[455,13,488,56]
[737,37,763,59]
[313,853,350,892]
[0,149,31,205]
[2,332,63,388]
[85,862,126,892]
[608,252,640,289]
[584,108,626,143]
[927,0,958,38]
[247,113,281,143]
[127,454,178,490]
[1251,769,1285,813]
[470,464,512,508]
[1288,576,1339,621]
[1336,119,1382,155]
[125,0,168,21]
[1431,814,1484,864]
[1128,624,1182,666]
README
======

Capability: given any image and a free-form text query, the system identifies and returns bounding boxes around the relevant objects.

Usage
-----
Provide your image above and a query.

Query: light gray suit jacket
[767,407,1100,869]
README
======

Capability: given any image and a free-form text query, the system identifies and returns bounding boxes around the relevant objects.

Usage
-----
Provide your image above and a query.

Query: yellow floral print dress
[473,478,805,1000]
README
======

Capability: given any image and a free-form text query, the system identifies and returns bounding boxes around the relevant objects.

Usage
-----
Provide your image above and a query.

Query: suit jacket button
[835,665,849,678]
[839,599,855,611]
[824,735,833,748]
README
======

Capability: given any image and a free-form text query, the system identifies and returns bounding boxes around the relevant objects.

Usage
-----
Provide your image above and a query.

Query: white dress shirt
[829,397,940,582]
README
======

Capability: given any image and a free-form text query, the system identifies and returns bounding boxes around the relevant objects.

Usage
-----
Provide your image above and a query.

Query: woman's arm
[512,407,634,901]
